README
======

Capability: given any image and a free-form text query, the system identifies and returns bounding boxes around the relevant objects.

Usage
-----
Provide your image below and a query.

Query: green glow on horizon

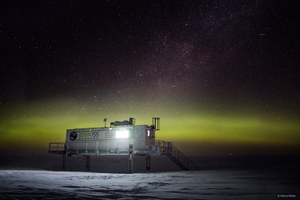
[0,98,299,155]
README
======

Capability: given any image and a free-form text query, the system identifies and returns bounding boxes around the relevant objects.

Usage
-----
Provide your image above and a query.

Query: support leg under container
[62,153,67,170]
[146,155,151,172]
[86,155,90,172]
[128,144,134,174]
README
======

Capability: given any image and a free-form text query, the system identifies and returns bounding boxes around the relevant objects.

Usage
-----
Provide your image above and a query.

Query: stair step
[155,140,201,171]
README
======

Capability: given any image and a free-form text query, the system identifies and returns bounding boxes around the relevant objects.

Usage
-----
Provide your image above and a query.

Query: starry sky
[1,0,299,155]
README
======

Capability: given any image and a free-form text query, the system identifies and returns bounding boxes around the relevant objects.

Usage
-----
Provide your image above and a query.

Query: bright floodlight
[116,130,129,138]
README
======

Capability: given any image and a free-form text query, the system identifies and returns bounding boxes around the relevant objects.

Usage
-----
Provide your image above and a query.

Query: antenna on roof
[104,118,107,127]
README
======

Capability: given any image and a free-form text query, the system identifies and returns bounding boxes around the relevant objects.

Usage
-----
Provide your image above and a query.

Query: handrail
[48,142,65,154]
[171,144,200,170]
[155,140,200,170]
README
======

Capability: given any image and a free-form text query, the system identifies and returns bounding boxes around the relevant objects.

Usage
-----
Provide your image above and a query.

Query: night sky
[1,0,299,155]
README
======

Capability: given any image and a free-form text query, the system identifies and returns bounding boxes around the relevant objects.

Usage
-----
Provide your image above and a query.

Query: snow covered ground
[0,169,298,199]
[0,155,299,199]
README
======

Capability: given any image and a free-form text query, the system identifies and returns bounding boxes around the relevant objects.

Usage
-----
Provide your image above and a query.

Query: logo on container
[70,131,77,141]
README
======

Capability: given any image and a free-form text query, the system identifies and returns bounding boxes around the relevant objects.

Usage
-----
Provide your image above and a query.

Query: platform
[49,140,200,172]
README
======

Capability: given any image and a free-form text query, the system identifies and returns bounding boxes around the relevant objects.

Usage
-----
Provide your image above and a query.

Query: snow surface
[0,168,298,199]
[0,155,299,199]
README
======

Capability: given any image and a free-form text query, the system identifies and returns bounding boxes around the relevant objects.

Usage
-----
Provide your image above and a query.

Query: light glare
[116,130,129,138]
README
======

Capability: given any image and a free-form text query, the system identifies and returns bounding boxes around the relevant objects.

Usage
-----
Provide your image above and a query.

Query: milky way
[1,0,299,155]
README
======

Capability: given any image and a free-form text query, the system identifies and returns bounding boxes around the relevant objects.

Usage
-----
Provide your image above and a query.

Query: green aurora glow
[1,97,299,155]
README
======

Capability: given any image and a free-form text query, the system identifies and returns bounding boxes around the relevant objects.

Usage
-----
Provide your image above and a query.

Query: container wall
[65,125,148,153]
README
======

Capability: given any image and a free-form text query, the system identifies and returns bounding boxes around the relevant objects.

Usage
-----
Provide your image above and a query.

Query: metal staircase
[155,140,201,170]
